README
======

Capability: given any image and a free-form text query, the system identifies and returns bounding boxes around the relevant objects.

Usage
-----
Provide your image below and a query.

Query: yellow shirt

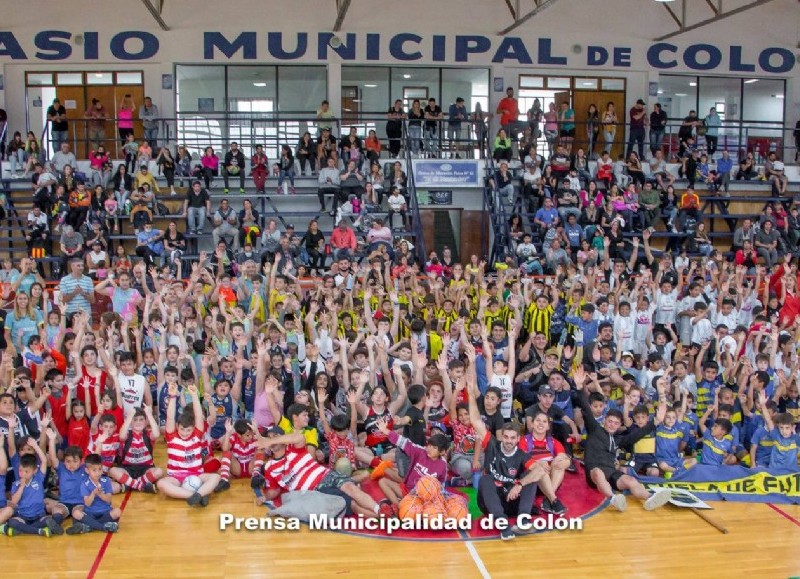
[278,416,319,448]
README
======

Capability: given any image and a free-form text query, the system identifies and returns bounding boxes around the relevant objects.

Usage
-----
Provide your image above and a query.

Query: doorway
[25,71,145,158]
[518,75,626,159]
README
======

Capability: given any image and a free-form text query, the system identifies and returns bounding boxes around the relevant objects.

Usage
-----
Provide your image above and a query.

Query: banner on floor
[640,466,800,504]
[648,487,712,509]
[413,160,481,188]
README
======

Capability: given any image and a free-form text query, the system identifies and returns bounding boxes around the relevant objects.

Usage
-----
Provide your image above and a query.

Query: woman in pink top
[118,94,136,145]
[253,350,283,429]
[201,146,219,189]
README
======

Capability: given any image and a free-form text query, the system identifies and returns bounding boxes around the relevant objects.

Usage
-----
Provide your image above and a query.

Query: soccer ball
[181,475,203,492]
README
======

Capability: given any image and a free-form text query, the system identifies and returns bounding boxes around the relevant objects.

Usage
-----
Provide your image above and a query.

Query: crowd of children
[0,231,799,539]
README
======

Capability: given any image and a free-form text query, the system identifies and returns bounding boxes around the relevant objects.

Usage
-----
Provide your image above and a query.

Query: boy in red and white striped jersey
[215,418,259,491]
[156,383,221,506]
[108,406,163,493]
[87,414,123,494]
[255,428,393,518]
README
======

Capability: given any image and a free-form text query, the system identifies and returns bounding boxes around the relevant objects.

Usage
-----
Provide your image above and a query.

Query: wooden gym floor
[5,458,800,578]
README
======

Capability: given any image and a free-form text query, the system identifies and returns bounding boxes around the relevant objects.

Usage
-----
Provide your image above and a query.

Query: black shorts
[122,464,153,479]
[586,466,625,491]
[316,486,353,516]
[560,129,575,138]
[56,502,83,517]
[630,455,658,474]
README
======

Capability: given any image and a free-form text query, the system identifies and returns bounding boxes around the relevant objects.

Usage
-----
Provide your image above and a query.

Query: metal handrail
[400,121,426,264]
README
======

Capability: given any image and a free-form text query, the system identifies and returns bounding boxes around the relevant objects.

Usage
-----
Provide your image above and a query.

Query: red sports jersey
[165,428,205,476]
[452,421,477,455]
[121,430,155,466]
[90,432,121,473]
[518,435,565,460]
[263,447,328,492]
[230,433,257,464]
[48,387,69,438]
[325,431,356,468]
[78,368,108,417]
[67,417,91,454]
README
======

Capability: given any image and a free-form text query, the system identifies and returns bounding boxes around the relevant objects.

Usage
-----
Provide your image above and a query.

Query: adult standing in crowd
[140,96,160,148]
[84,98,107,150]
[47,98,69,152]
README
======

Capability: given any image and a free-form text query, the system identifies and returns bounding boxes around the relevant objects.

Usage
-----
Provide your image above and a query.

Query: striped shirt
[263,447,328,492]
[122,431,155,466]
[59,273,94,318]
[165,428,204,475]
[525,304,553,340]
[91,432,121,472]
[230,433,257,464]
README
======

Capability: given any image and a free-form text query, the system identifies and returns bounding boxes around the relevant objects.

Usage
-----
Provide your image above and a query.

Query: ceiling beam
[655,0,776,41]
[333,0,352,32]
[140,0,169,31]
[703,0,719,15]
[661,2,682,28]
[498,0,560,35]
[503,0,517,20]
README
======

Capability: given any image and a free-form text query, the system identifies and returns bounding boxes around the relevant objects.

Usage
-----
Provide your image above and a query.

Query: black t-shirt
[481,432,533,490]
[387,107,403,132]
[47,105,68,131]
[524,402,565,422]
[424,105,442,131]
[403,406,426,446]
[478,397,505,435]
[187,188,209,209]
[678,116,696,140]
[408,110,424,126]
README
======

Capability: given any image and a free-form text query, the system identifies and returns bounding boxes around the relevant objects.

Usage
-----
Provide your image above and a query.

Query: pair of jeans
[408,125,422,154]
[144,127,158,148]
[187,206,206,232]
[9,149,25,173]
[626,127,645,159]
[51,130,68,151]
[649,129,664,156]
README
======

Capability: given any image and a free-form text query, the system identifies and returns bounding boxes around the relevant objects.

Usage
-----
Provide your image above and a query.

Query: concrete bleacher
[0,156,416,276]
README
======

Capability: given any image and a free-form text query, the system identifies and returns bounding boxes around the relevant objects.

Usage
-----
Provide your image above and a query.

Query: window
[116,72,143,85]
[177,65,226,113]
[26,73,53,86]
[86,72,113,85]
[56,73,83,85]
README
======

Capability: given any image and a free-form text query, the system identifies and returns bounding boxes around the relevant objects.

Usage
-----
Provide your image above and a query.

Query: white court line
[465,541,492,579]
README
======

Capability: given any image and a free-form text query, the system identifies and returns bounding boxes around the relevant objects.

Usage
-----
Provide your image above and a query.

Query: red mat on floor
[331,463,608,541]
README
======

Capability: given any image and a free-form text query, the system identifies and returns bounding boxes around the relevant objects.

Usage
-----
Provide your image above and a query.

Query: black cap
[539,386,555,396]
[286,223,295,229]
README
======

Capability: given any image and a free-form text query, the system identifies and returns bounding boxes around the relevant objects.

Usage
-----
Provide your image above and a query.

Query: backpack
[119,431,154,466]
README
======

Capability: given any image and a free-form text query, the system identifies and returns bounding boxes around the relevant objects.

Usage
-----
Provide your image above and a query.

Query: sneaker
[377,500,394,517]
[610,493,627,512]
[500,526,516,541]
[542,498,567,516]
[187,492,203,506]
[45,516,64,536]
[223,188,229,194]
[38,527,52,538]
[103,522,119,533]
[290,187,296,194]
[448,476,468,487]
[66,523,91,535]
[200,495,210,507]
[370,459,394,480]
[644,488,672,511]
[170,189,177,196]
[143,482,158,494]
[276,187,282,194]
[510,523,536,536]
[239,188,246,194]
[250,473,265,490]
[566,460,578,474]
[215,479,231,493]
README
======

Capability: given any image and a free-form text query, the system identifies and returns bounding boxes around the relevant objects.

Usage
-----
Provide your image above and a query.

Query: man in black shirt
[573,366,671,512]
[468,382,548,540]
[423,98,443,158]
[47,98,69,151]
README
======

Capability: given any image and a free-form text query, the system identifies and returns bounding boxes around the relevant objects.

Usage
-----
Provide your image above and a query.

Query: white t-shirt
[118,373,147,414]
[491,374,513,419]
[654,289,678,325]
[387,194,406,211]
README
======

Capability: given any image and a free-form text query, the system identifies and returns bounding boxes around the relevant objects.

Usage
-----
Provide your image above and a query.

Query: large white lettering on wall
[0,30,794,74]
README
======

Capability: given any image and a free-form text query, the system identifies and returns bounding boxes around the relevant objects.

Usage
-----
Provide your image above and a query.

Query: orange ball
[422,501,446,519]
[444,495,468,520]
[414,476,442,502]
[398,495,424,520]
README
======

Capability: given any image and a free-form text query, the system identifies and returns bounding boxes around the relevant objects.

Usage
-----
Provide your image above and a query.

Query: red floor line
[86,490,133,579]
[767,503,800,528]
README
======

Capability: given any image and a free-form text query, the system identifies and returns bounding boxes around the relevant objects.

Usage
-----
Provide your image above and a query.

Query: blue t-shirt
[5,309,43,351]
[81,476,114,516]
[9,272,38,296]
[534,207,558,226]
[750,426,774,468]
[136,229,164,255]
[701,430,732,466]
[0,471,5,507]
[769,428,800,471]
[11,470,46,519]
[57,463,87,505]
[655,424,685,463]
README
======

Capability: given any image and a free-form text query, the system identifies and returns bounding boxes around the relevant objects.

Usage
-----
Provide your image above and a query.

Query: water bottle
[472,471,481,489]
[375,444,384,458]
